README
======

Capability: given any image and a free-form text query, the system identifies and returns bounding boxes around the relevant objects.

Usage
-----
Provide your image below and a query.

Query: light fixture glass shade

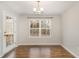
[33,8,44,14]
[40,8,44,11]
[33,8,37,11]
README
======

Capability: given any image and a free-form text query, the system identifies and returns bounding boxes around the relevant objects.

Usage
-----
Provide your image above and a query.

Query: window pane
[41,20,49,28]
[30,29,39,36]
[30,20,39,28]
[41,29,50,36]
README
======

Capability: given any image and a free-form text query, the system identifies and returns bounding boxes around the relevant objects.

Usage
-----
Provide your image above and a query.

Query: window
[30,19,51,37]
[30,20,39,36]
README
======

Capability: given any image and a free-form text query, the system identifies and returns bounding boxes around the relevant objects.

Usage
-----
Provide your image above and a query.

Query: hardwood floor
[3,45,75,58]
[15,45,75,58]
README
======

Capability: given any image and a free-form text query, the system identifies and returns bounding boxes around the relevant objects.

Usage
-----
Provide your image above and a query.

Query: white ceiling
[0,1,78,16]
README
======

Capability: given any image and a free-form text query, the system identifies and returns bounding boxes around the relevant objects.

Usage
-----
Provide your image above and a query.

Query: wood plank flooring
[15,45,75,58]
[3,45,75,58]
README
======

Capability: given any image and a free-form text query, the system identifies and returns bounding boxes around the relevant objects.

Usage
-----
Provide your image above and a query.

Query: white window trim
[29,18,52,38]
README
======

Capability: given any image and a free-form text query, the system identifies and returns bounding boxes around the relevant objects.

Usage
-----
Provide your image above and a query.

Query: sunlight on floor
[29,47,51,58]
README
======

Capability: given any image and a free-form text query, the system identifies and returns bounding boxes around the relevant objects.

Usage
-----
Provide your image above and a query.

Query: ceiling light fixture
[33,0,44,15]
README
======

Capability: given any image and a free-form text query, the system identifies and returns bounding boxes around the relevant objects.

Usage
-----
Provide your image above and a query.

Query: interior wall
[62,3,79,57]
[17,15,62,45]
[0,10,3,57]
[0,4,18,57]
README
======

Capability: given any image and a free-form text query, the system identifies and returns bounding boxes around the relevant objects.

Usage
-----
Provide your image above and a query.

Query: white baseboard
[17,43,61,46]
[61,44,78,58]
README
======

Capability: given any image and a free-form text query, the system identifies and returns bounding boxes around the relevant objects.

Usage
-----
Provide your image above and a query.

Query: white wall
[62,3,79,57]
[17,15,62,45]
[0,4,18,57]
[0,10,3,57]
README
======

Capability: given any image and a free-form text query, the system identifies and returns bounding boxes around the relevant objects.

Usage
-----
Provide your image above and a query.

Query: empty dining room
[0,0,79,58]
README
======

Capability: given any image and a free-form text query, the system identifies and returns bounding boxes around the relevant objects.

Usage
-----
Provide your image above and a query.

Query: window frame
[29,18,51,38]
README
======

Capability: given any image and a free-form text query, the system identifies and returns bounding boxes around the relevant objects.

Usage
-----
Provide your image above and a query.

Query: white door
[3,15,16,55]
